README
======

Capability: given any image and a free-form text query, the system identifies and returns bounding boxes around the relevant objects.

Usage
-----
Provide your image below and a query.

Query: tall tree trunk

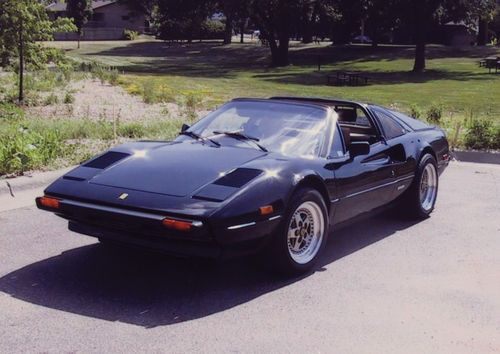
[240,29,244,43]
[223,16,233,44]
[18,19,24,104]
[413,41,426,72]
[301,3,314,44]
[273,34,289,66]
[477,19,488,46]
[412,7,426,73]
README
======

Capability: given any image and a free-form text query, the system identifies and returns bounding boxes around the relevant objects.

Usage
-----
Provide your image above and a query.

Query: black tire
[267,187,329,276]
[402,153,439,219]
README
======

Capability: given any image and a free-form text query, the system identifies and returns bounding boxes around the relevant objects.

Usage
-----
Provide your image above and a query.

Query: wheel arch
[293,174,331,212]
[419,145,437,162]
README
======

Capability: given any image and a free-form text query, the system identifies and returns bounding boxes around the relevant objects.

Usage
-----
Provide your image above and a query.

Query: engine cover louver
[84,152,130,169]
[213,168,262,188]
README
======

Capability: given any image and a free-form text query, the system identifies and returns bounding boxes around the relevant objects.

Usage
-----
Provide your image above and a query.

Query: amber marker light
[259,205,274,215]
[162,218,193,231]
[39,196,60,209]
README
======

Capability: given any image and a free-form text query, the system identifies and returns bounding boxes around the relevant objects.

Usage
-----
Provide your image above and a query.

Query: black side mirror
[181,123,190,133]
[349,141,370,157]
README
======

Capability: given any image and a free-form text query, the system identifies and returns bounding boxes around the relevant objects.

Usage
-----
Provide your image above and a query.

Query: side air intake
[84,152,130,169]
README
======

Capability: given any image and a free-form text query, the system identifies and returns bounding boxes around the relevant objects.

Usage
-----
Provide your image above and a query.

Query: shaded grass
[48,40,500,120]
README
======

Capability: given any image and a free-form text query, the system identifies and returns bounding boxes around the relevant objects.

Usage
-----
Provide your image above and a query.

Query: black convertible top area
[268,96,365,109]
[267,96,431,132]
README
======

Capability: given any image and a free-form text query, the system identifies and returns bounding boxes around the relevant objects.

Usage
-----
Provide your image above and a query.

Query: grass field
[50,39,500,120]
[2,39,498,177]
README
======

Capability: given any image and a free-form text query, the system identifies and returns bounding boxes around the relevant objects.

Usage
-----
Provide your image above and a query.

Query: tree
[156,0,216,42]
[66,0,93,49]
[393,0,496,72]
[0,0,75,103]
[249,0,300,66]
[363,0,399,47]
[218,0,251,44]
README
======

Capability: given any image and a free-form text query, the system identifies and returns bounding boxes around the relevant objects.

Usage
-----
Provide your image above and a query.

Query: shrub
[492,125,500,150]
[143,81,158,104]
[63,92,75,104]
[0,127,65,175]
[464,119,495,150]
[0,103,25,121]
[118,122,146,138]
[43,93,59,106]
[408,103,422,119]
[123,29,139,40]
[107,68,119,85]
[426,103,443,124]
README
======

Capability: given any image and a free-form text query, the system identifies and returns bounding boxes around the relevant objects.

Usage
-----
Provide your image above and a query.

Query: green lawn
[2,40,498,176]
[51,39,500,120]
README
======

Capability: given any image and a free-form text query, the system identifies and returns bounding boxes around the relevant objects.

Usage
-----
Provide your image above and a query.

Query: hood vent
[213,168,262,188]
[84,152,130,169]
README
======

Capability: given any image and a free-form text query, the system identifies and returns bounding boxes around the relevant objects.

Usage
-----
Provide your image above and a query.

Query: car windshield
[186,100,329,158]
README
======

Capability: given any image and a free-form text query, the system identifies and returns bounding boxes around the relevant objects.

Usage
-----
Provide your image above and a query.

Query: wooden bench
[327,71,369,86]
[479,57,500,74]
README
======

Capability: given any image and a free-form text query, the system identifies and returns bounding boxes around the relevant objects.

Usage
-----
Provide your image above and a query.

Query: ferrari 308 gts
[37,97,449,274]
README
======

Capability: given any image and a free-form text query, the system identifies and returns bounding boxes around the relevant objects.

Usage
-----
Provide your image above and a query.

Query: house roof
[47,1,118,12]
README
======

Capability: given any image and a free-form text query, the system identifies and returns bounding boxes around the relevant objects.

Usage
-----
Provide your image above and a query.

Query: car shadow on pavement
[0,209,419,328]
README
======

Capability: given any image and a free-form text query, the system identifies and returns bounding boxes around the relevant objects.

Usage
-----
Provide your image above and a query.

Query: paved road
[0,162,499,353]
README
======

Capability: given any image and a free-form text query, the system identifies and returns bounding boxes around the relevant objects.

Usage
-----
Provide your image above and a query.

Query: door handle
[363,156,391,165]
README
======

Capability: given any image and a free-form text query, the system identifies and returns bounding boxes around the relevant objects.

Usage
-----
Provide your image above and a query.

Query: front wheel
[268,188,329,275]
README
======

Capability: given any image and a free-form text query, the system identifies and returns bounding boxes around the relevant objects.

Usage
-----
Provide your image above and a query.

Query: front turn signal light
[259,205,274,215]
[39,196,60,209]
[162,218,193,231]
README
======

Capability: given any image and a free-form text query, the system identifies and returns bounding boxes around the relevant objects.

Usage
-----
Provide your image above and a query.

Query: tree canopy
[0,0,75,102]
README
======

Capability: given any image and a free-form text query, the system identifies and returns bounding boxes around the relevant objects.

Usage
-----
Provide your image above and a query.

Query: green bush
[143,81,158,104]
[63,91,75,104]
[0,103,25,121]
[408,103,422,119]
[0,127,66,175]
[426,103,443,125]
[43,93,59,106]
[464,119,496,150]
[493,125,500,150]
[118,123,146,138]
[123,29,139,40]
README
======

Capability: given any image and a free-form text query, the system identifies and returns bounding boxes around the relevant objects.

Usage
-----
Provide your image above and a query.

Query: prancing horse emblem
[118,193,129,200]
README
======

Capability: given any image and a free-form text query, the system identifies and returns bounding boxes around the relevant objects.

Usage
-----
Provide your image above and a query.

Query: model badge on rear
[118,193,129,200]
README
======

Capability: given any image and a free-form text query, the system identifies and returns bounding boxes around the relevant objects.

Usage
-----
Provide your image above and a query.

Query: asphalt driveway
[0,161,499,353]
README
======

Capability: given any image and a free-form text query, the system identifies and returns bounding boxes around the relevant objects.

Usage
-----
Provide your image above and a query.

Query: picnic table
[327,71,369,86]
[479,56,500,74]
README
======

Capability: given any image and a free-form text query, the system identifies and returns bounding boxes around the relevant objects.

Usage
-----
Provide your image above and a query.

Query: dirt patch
[26,79,206,122]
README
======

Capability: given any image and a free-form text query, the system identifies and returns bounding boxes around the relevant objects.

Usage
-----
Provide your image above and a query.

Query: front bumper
[36,196,282,259]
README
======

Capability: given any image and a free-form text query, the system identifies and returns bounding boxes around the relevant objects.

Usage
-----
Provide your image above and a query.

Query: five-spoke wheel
[287,201,325,265]
[268,188,328,275]
[401,153,439,218]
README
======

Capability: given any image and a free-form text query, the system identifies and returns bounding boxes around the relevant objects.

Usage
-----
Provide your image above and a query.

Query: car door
[330,136,398,224]
[371,107,416,200]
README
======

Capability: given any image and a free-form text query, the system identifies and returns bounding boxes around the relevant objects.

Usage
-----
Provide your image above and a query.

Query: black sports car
[37,97,449,274]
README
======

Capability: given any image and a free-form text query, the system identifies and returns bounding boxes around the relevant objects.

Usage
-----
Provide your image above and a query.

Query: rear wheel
[268,188,329,275]
[402,153,439,218]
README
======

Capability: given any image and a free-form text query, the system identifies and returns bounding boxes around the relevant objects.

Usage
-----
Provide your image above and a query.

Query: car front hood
[89,142,266,197]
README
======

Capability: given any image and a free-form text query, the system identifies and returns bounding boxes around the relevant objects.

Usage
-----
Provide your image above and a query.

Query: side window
[329,124,345,158]
[354,108,370,127]
[374,109,406,140]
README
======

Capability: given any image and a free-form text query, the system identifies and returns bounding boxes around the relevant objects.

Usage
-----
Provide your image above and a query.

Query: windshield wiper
[180,131,220,147]
[212,130,268,152]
